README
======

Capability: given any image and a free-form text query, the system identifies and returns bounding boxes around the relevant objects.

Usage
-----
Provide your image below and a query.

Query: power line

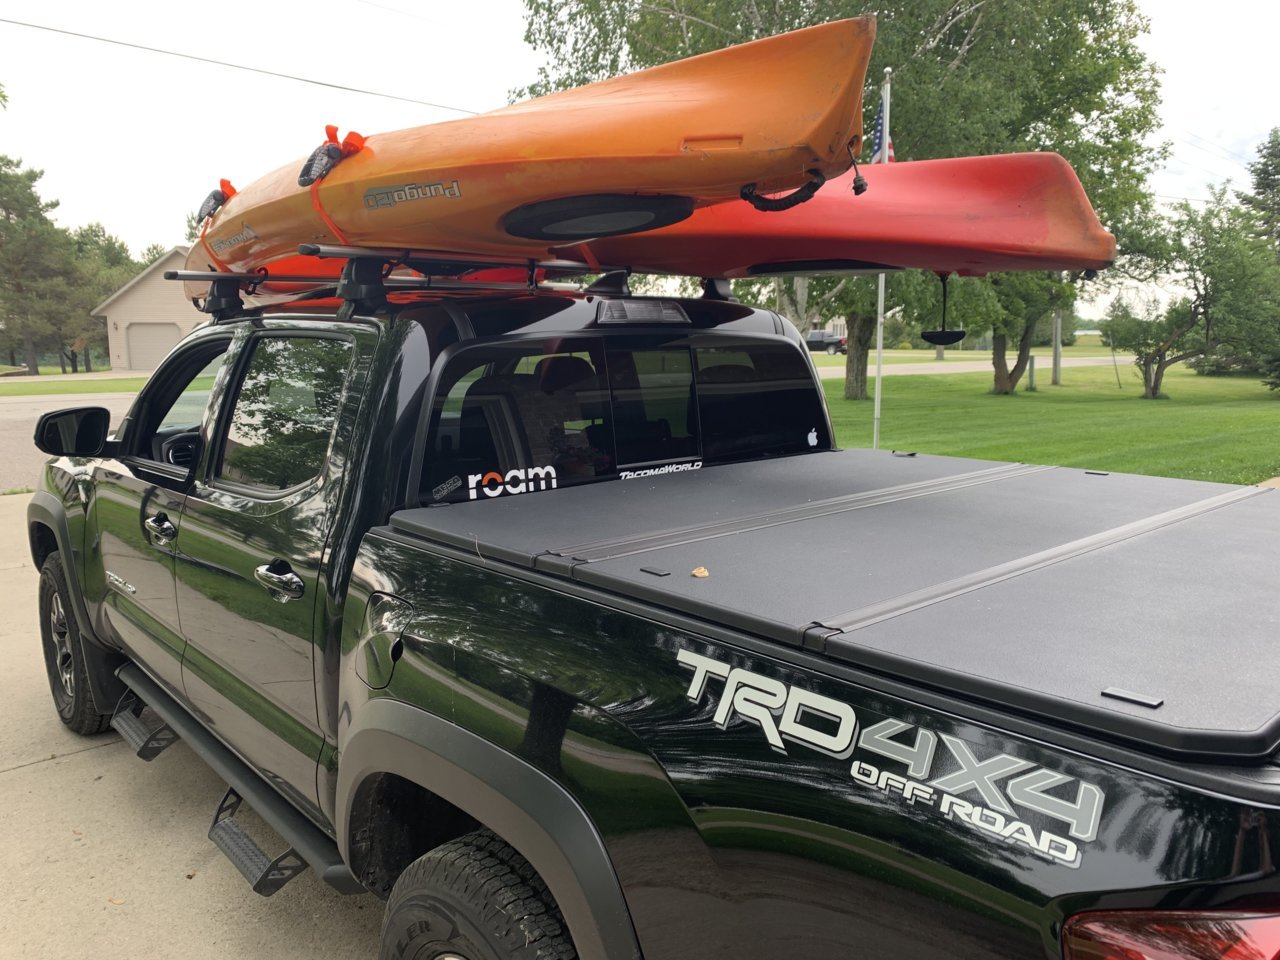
[0,16,480,115]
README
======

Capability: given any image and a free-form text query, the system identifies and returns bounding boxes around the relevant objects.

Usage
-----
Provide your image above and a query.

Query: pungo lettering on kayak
[677,648,1105,868]
[364,179,463,209]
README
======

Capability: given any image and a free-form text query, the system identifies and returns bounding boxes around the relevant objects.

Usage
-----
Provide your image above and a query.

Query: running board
[109,694,178,761]
[209,788,308,896]
[115,662,364,895]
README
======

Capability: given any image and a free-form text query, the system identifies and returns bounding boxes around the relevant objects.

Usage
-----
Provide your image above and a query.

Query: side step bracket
[109,694,178,761]
[209,788,308,896]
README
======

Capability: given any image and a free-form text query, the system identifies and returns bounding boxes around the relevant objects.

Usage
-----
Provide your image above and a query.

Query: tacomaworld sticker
[468,466,558,500]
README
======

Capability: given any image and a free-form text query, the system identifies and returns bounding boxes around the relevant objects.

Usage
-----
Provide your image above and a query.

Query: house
[97,246,204,372]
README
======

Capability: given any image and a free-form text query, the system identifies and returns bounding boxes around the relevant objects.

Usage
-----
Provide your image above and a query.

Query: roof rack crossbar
[296,242,609,277]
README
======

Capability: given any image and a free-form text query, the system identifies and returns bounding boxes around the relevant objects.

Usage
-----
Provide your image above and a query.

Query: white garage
[97,246,206,372]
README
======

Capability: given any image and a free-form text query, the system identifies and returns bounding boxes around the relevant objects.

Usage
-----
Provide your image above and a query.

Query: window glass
[607,348,697,467]
[695,345,829,462]
[218,337,353,491]
[424,344,614,503]
[421,336,827,504]
[158,354,227,431]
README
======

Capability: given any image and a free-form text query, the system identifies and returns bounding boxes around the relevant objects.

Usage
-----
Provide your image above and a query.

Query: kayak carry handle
[298,125,367,187]
[740,169,826,212]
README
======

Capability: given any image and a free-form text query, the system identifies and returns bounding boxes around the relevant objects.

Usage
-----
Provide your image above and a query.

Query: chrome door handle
[254,562,305,602]
[144,513,177,545]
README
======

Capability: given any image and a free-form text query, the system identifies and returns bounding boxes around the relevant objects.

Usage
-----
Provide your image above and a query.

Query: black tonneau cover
[389,450,1280,759]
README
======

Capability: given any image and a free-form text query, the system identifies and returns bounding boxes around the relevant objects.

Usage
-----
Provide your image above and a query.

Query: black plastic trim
[117,662,363,895]
[336,697,642,960]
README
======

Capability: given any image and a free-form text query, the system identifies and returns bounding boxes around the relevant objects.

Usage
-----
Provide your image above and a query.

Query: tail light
[1063,911,1280,960]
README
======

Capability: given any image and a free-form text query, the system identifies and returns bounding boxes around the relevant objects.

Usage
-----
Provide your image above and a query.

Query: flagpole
[872,66,892,450]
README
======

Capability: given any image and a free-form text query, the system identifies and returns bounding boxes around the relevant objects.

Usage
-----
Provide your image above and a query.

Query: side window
[127,341,231,466]
[158,354,226,431]
[217,336,353,492]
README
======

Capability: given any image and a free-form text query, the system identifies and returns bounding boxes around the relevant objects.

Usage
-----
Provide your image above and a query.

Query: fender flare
[337,697,642,960]
[27,489,126,709]
[27,490,95,638]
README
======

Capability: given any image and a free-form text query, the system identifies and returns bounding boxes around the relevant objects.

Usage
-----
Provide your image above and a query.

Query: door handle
[144,513,177,545]
[254,561,305,602]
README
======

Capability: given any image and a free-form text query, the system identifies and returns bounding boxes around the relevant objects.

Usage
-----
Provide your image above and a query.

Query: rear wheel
[39,553,112,735]
[826,344,838,355]
[379,829,576,960]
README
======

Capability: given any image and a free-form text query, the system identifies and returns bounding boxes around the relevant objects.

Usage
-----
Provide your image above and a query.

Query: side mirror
[33,407,111,457]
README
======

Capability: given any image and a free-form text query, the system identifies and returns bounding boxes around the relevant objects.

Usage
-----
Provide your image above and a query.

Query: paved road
[0,394,135,492]
[814,355,1128,379]
[0,494,383,960]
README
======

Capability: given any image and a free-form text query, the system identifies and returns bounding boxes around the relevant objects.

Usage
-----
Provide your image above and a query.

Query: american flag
[869,94,895,163]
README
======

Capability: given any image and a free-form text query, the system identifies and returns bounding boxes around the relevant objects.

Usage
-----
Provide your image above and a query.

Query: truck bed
[389,449,1280,760]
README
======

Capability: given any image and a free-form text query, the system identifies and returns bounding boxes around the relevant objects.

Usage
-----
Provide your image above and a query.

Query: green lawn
[826,365,1280,485]
[0,377,147,397]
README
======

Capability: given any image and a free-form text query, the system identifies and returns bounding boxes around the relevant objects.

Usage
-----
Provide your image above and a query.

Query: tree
[185,210,201,243]
[0,156,71,374]
[516,0,1165,396]
[1100,189,1280,398]
[60,223,142,372]
[1239,128,1280,260]
[141,243,169,265]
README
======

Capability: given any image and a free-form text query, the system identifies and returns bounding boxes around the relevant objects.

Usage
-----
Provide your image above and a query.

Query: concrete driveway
[0,394,135,493]
[0,494,382,959]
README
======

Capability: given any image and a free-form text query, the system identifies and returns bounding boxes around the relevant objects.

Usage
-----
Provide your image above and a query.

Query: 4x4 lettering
[929,734,1034,816]
[858,718,938,779]
[1006,768,1105,842]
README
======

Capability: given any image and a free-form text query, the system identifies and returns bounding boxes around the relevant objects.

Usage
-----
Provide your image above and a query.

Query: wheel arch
[27,490,126,710]
[337,697,643,960]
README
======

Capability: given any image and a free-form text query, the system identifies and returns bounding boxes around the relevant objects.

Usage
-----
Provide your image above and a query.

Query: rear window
[421,335,829,504]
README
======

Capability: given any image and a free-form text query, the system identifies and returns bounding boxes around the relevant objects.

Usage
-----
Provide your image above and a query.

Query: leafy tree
[1239,128,1280,260]
[60,223,143,372]
[1100,189,1280,398]
[141,242,169,265]
[516,0,1164,395]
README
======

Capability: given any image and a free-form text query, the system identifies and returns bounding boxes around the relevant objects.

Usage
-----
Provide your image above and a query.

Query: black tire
[38,553,112,735]
[826,344,838,355]
[379,829,577,960]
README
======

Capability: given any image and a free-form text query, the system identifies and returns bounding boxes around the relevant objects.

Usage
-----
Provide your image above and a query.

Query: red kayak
[573,152,1115,277]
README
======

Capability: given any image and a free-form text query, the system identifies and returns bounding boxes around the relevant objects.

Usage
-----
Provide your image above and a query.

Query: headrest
[535,355,596,394]
[697,364,757,384]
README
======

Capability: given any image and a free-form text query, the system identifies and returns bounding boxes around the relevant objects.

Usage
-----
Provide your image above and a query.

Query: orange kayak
[575,153,1116,277]
[186,17,875,297]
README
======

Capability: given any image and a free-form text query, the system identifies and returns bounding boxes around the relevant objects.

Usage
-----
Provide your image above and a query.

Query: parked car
[806,328,847,354]
[28,267,1280,960]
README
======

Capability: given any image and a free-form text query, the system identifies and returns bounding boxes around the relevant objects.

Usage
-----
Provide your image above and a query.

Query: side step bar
[110,693,178,760]
[116,662,364,896]
[209,788,308,896]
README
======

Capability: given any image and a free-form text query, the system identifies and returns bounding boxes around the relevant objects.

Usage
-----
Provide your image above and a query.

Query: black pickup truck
[28,270,1280,960]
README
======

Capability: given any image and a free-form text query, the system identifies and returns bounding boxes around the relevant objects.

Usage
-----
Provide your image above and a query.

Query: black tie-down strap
[740,169,827,212]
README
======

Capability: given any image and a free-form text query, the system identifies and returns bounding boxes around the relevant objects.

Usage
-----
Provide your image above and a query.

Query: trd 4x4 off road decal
[677,648,1104,867]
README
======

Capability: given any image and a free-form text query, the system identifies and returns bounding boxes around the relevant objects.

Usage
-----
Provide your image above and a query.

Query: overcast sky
[0,0,1273,259]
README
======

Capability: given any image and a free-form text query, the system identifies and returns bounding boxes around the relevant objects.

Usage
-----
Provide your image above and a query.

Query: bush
[1189,351,1266,376]
[1262,355,1280,391]
[896,341,914,350]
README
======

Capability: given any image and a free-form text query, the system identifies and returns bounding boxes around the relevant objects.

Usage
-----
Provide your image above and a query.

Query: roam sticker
[468,466,558,500]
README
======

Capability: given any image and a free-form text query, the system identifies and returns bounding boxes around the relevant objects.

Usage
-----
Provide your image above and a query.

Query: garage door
[126,323,182,372]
